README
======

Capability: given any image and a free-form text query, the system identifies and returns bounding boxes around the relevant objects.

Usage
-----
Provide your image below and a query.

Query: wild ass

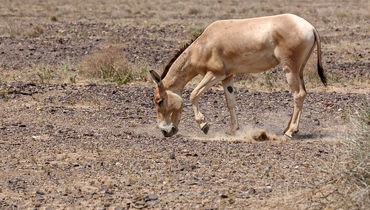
[150,14,327,138]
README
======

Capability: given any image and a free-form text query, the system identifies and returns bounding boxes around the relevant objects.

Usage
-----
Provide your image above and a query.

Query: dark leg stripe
[227,86,233,93]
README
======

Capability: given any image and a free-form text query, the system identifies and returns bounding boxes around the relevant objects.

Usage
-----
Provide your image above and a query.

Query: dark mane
[161,33,203,80]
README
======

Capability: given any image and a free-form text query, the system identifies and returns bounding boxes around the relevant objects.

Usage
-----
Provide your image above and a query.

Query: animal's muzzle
[161,126,178,137]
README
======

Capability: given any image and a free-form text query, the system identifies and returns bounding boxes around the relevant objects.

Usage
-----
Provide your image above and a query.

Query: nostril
[161,130,168,136]
[171,126,178,134]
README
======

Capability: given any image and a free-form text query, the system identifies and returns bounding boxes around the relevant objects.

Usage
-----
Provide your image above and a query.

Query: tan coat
[150,14,326,138]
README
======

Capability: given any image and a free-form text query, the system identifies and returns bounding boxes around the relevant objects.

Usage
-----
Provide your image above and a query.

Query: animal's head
[150,70,183,137]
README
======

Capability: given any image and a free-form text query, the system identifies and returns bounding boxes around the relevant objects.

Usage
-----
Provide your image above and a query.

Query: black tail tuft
[317,60,327,86]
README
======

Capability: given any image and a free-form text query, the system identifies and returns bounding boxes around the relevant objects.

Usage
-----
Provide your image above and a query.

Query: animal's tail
[313,28,327,86]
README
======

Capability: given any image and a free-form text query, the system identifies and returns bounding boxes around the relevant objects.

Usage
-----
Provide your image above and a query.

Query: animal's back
[190,14,315,74]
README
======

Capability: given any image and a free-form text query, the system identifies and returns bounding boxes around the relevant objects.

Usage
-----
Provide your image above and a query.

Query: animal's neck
[162,53,197,95]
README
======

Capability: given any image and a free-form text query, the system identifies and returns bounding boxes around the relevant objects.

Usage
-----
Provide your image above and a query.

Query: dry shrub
[79,45,135,85]
[315,107,369,209]
[300,106,369,209]
[338,107,370,208]
[188,8,201,15]
[276,106,369,209]
[23,25,44,38]
[2,20,24,37]
[2,20,44,38]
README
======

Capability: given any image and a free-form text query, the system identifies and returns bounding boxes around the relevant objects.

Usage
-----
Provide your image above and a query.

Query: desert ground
[0,0,369,209]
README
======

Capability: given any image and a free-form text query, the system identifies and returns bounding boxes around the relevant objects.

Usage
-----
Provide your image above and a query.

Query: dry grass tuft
[2,20,24,38]
[79,45,149,85]
[23,25,44,38]
[316,107,369,209]
[188,8,201,15]
[1,20,44,38]
[79,45,134,85]
[50,15,57,22]
[338,106,370,208]
[186,26,205,40]
[272,106,369,209]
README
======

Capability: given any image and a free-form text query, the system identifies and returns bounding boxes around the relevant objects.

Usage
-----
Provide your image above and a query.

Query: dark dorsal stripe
[161,32,203,80]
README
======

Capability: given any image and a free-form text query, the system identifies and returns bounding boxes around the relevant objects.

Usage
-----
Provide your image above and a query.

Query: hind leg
[283,65,307,138]
[277,38,314,138]
[222,75,239,135]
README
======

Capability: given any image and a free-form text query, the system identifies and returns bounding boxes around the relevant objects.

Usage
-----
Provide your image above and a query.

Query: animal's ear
[150,70,163,88]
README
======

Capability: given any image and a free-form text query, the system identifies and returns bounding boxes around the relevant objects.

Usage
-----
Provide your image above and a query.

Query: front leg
[190,72,225,134]
[222,75,239,135]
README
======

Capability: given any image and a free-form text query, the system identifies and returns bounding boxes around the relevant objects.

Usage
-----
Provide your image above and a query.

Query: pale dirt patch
[184,126,287,143]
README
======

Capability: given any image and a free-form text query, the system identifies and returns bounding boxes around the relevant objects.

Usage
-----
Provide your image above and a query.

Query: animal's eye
[157,99,164,106]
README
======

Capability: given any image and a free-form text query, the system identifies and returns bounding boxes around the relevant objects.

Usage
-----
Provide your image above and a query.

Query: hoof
[284,133,292,139]
[225,130,236,135]
[284,129,298,139]
[226,126,239,135]
[201,123,210,134]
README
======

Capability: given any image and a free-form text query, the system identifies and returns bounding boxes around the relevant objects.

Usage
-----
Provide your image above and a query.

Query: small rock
[263,187,272,193]
[132,201,146,209]
[146,194,158,201]
[105,189,114,195]
[220,194,228,198]
[314,119,320,126]
[169,152,175,159]
[36,190,45,195]
[248,188,257,195]
[124,178,133,186]
[264,164,272,170]
[31,136,41,141]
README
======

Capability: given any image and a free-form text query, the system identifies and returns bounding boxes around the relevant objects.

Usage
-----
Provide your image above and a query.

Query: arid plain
[0,0,369,209]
